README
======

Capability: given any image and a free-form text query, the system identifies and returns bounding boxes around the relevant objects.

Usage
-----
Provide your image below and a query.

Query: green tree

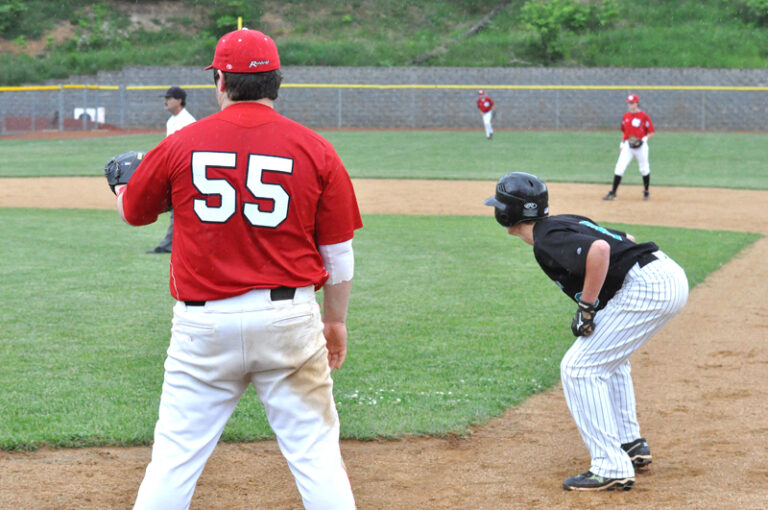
[0,0,27,38]
[734,0,768,26]
[521,0,619,63]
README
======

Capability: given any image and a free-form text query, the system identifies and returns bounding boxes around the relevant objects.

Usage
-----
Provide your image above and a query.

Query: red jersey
[477,96,494,113]
[620,110,654,140]
[121,102,363,301]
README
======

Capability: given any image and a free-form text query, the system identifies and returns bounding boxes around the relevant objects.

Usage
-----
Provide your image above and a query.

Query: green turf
[0,130,764,189]
[322,130,767,188]
[0,134,164,178]
[0,208,759,449]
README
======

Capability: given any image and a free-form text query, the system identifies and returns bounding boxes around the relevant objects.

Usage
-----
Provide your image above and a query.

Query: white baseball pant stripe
[482,111,494,137]
[560,252,688,479]
[133,286,355,510]
[614,141,650,177]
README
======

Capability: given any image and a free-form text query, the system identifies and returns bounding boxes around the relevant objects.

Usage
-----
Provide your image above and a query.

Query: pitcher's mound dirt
[0,178,766,510]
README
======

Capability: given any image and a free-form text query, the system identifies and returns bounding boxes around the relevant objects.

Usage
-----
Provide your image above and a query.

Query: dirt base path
[1,178,766,510]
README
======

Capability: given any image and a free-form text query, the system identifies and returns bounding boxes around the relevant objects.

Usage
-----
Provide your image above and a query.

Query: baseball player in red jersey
[604,94,655,200]
[114,29,360,510]
[477,89,495,139]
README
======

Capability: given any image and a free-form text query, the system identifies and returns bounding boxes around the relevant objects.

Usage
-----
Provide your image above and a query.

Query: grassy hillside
[0,0,767,85]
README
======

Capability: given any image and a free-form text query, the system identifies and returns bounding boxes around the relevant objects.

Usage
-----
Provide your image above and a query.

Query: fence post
[31,92,37,132]
[410,88,415,129]
[337,88,342,128]
[700,90,706,130]
[58,86,64,131]
[81,87,88,130]
[0,93,5,135]
[119,85,126,129]
[555,89,560,129]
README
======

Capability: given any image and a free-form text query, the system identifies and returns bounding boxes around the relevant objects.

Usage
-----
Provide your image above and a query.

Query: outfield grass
[0,130,764,189]
[0,208,759,449]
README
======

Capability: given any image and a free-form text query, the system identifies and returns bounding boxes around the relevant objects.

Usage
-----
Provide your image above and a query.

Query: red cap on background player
[478,89,485,95]
[205,28,280,73]
[627,94,640,103]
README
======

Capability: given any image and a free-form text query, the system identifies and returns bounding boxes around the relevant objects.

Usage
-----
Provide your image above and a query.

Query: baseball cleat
[643,190,650,200]
[147,246,172,254]
[622,438,652,468]
[562,471,634,491]
[603,191,616,200]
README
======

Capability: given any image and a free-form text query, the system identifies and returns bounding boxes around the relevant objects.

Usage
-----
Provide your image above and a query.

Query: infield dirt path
[1,178,766,509]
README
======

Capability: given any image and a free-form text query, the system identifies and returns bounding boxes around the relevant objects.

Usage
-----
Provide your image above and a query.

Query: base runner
[485,172,688,491]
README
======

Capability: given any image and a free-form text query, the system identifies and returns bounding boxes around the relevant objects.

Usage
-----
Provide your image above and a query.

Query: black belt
[184,287,296,307]
[637,252,658,268]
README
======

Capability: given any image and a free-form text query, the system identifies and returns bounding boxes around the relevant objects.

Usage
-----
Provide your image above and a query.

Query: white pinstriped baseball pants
[560,251,688,479]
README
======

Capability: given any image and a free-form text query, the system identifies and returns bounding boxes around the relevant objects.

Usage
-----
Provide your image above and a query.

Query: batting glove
[571,294,598,337]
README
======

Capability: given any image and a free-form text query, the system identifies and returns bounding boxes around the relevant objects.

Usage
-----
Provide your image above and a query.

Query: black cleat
[563,471,634,491]
[622,438,652,468]
[146,247,172,254]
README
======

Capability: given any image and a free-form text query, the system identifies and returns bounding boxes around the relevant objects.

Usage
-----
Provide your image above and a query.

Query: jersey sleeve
[645,113,655,134]
[314,144,363,245]
[121,142,173,226]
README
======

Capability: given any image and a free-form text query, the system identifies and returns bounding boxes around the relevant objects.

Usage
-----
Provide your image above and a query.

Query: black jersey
[532,214,658,309]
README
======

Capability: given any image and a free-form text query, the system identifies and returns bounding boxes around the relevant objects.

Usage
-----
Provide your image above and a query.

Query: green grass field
[0,130,765,189]
[0,207,760,449]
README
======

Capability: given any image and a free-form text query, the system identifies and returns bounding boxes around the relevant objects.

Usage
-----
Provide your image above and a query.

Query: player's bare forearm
[581,240,610,304]
[115,185,129,223]
[322,280,352,370]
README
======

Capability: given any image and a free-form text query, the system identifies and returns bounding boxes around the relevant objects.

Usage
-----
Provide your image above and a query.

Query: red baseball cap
[627,94,640,103]
[478,89,485,95]
[204,29,280,73]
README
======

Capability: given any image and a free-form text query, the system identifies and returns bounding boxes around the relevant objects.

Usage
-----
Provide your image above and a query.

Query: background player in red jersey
[604,94,655,201]
[477,89,495,139]
[113,28,360,510]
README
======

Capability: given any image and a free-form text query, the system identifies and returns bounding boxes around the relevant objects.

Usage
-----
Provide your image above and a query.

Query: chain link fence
[2,67,767,135]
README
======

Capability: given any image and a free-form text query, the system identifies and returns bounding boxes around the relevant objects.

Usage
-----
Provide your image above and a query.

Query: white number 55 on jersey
[191,151,293,228]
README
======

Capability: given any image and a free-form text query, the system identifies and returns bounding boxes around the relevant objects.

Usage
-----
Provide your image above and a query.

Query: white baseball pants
[614,141,650,177]
[482,111,494,138]
[133,286,355,510]
[560,252,688,479]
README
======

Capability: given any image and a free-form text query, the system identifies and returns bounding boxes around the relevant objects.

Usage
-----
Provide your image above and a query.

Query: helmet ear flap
[494,208,512,227]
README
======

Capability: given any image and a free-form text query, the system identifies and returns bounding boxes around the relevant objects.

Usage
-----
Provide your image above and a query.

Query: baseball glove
[104,151,144,194]
[627,136,643,149]
[571,298,597,337]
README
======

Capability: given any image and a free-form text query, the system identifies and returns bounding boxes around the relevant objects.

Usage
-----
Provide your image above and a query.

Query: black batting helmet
[484,172,549,227]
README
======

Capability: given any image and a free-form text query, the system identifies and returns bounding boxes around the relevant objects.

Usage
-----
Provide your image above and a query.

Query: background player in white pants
[604,94,655,201]
[147,86,196,254]
[112,29,360,509]
[485,172,688,491]
[477,89,495,139]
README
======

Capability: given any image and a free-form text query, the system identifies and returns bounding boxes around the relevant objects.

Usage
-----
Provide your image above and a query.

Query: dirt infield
[1,178,766,509]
